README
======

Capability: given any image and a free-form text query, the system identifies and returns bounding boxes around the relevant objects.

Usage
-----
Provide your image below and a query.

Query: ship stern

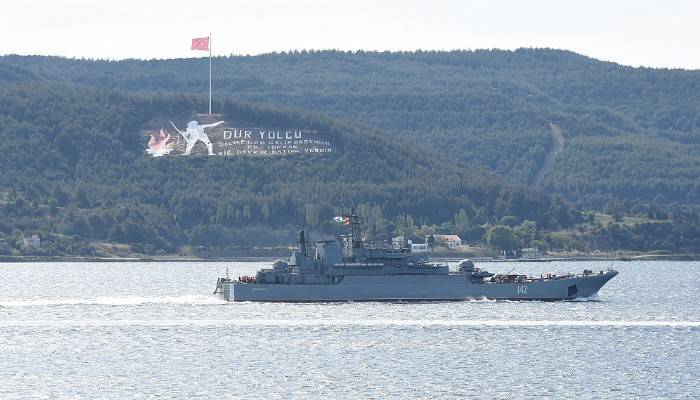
[213,277,234,301]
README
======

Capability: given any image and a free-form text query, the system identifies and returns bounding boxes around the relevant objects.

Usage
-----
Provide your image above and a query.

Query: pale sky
[2,0,699,69]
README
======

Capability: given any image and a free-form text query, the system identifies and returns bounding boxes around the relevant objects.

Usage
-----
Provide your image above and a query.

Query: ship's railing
[333,263,384,267]
[486,269,615,284]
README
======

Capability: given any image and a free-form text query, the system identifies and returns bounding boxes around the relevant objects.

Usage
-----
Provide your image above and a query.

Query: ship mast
[298,230,308,256]
[347,208,363,249]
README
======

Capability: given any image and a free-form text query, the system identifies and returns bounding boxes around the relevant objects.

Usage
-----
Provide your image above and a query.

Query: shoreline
[1,253,698,263]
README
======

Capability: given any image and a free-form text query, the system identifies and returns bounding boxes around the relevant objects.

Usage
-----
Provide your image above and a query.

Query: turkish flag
[191,37,209,51]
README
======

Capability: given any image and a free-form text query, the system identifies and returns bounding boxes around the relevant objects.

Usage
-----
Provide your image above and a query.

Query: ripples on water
[0,260,698,399]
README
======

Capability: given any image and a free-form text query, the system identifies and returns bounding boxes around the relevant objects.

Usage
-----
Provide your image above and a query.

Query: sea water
[0,260,698,399]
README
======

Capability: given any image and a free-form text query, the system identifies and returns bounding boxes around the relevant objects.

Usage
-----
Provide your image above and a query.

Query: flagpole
[208,33,212,115]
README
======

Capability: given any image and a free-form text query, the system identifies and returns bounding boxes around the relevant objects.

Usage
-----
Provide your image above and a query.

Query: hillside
[0,77,579,255]
[3,49,699,208]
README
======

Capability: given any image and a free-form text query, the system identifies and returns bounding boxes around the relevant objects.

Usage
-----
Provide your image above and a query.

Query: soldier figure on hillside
[169,120,224,155]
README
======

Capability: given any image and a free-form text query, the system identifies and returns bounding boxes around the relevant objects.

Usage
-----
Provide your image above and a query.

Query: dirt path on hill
[531,123,565,186]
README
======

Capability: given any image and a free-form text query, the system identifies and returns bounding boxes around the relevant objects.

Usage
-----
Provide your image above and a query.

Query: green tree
[261,204,271,221]
[455,209,469,234]
[487,225,520,254]
[500,215,518,227]
[516,220,537,246]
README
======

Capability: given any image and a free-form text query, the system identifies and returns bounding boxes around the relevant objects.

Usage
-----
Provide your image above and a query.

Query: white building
[433,234,462,248]
[521,247,542,259]
[393,237,431,253]
[22,235,41,249]
[392,236,412,249]
[410,243,430,253]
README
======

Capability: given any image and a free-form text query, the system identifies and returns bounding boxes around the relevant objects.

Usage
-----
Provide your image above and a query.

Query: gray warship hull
[220,270,618,302]
[215,213,618,303]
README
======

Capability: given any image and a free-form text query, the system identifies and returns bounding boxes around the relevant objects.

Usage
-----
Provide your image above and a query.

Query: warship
[214,211,618,302]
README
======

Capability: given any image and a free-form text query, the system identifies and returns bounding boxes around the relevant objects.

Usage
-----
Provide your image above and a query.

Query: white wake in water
[0,295,227,307]
[569,293,601,302]
[1,319,698,328]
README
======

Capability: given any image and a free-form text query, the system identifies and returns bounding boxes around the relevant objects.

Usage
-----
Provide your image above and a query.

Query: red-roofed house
[432,234,462,248]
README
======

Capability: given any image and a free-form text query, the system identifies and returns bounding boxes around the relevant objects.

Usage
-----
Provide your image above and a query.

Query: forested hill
[0,75,579,254]
[3,49,699,209]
